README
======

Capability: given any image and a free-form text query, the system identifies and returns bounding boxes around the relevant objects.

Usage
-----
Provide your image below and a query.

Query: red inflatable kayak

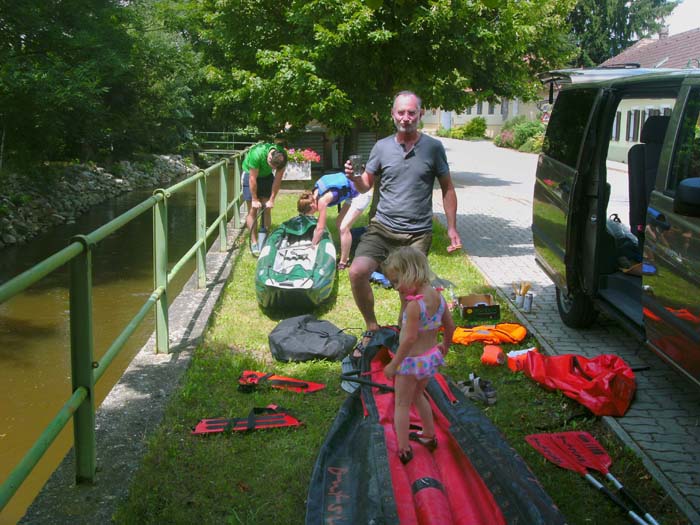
[306,327,566,524]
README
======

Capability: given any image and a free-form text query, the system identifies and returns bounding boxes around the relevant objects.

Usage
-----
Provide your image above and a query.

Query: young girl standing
[382,246,455,464]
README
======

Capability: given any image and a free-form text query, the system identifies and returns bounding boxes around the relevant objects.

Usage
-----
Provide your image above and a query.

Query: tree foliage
[568,0,678,67]
[186,0,577,137]
[0,0,201,168]
[10,0,679,168]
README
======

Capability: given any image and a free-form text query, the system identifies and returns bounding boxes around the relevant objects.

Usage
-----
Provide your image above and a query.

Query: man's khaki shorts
[354,220,432,263]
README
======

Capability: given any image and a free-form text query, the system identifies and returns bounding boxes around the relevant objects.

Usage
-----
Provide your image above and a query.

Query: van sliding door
[644,85,700,383]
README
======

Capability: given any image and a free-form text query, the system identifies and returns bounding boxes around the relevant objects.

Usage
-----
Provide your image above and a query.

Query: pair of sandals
[399,431,439,465]
[337,260,350,270]
[457,373,497,405]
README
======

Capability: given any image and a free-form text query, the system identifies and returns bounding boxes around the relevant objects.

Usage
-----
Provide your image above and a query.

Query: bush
[449,117,487,140]
[519,133,545,153]
[501,115,529,133]
[513,120,546,149]
[464,117,488,138]
[494,115,531,148]
[494,130,515,148]
[436,126,451,138]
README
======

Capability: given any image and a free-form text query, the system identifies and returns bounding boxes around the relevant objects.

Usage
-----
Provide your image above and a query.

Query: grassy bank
[114,193,688,525]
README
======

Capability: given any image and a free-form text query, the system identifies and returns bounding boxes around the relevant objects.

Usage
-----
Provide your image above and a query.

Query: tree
[0,0,203,168]
[111,1,203,156]
[184,0,577,139]
[0,0,135,165]
[568,0,678,67]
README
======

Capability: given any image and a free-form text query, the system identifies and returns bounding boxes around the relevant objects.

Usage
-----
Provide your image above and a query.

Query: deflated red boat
[305,327,566,525]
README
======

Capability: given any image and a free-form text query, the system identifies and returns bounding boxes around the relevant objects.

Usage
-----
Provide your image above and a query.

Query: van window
[542,88,598,168]
[668,88,700,192]
[607,94,676,164]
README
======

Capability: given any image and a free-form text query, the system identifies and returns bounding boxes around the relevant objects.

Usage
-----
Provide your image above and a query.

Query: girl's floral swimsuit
[396,292,447,379]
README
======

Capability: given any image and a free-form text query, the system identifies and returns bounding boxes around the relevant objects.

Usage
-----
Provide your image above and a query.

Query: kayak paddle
[526,433,648,525]
[551,431,659,525]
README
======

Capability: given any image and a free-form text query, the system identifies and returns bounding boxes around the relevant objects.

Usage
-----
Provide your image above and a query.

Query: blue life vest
[314,172,354,206]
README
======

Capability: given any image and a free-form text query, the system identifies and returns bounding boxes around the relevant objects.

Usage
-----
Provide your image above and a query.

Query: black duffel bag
[268,314,357,362]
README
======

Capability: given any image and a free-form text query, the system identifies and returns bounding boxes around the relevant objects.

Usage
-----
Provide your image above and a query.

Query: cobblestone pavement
[433,137,700,524]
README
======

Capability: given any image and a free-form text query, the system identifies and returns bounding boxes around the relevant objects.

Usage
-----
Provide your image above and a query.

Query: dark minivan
[532,67,700,386]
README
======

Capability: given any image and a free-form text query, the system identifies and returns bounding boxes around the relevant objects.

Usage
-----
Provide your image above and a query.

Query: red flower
[287,148,321,163]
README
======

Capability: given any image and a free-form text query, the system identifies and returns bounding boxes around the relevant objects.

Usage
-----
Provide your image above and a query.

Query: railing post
[153,190,169,353]
[196,173,207,288]
[69,235,96,483]
[232,157,241,229]
[219,162,228,252]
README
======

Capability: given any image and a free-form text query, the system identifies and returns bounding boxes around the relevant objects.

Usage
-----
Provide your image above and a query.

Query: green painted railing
[0,150,248,512]
[195,131,256,156]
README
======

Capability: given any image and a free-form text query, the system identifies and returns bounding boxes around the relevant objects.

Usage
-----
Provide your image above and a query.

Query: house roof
[599,28,700,69]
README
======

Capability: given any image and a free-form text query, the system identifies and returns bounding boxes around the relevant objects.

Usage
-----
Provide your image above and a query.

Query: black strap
[245,405,281,431]
[223,417,244,433]
[411,477,445,494]
[269,378,310,389]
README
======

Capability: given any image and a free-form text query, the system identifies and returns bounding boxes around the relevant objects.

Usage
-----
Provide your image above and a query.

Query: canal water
[0,180,227,523]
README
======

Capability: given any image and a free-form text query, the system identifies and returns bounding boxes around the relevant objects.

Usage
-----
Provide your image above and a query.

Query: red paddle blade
[551,431,612,474]
[525,433,588,475]
[238,370,326,393]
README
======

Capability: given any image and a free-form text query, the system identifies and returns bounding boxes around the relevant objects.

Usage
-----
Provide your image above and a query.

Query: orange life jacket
[453,323,527,345]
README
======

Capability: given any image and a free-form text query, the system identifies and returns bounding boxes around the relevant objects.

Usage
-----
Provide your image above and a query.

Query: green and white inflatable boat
[255,214,336,311]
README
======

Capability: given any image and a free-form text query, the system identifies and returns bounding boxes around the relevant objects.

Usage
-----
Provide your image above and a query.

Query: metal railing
[195,131,256,156]
[0,150,249,511]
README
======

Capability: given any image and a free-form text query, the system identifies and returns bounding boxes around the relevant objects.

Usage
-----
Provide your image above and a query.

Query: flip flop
[351,330,376,361]
[341,330,376,395]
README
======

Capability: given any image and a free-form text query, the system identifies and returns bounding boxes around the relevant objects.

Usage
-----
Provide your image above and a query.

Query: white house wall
[607,97,675,163]
[423,99,541,137]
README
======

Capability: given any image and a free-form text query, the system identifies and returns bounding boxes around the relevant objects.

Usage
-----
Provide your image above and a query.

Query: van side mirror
[673,177,700,217]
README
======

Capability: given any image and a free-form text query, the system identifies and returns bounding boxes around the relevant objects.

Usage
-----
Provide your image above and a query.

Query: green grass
[114,193,689,525]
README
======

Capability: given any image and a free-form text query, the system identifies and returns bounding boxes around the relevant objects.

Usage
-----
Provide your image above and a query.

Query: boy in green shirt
[241,143,288,255]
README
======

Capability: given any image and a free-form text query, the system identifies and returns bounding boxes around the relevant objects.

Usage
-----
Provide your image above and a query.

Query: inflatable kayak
[255,214,336,311]
[306,328,566,525]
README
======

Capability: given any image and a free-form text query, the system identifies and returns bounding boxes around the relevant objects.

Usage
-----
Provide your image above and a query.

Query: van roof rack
[538,66,663,87]
[600,63,641,69]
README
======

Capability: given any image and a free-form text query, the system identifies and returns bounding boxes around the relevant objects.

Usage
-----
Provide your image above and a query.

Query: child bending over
[382,246,455,464]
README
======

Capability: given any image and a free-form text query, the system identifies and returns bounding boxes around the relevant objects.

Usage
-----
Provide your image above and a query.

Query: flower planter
[283,160,312,181]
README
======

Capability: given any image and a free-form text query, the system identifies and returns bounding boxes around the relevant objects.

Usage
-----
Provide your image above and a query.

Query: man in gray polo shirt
[345,90,462,360]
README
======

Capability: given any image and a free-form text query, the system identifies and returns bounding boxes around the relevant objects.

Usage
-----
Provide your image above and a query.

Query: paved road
[433,137,700,524]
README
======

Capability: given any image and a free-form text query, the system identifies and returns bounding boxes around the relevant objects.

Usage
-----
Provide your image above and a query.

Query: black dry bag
[268,315,357,362]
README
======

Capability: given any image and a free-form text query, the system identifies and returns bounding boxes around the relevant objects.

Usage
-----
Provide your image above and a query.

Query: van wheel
[556,287,598,328]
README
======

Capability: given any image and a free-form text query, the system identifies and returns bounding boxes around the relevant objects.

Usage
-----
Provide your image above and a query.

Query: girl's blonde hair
[383,246,431,289]
[297,190,316,214]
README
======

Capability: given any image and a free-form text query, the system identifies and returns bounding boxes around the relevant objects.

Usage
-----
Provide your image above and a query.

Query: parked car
[532,67,700,386]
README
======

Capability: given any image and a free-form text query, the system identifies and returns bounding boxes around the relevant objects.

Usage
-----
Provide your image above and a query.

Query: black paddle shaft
[340,373,394,393]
